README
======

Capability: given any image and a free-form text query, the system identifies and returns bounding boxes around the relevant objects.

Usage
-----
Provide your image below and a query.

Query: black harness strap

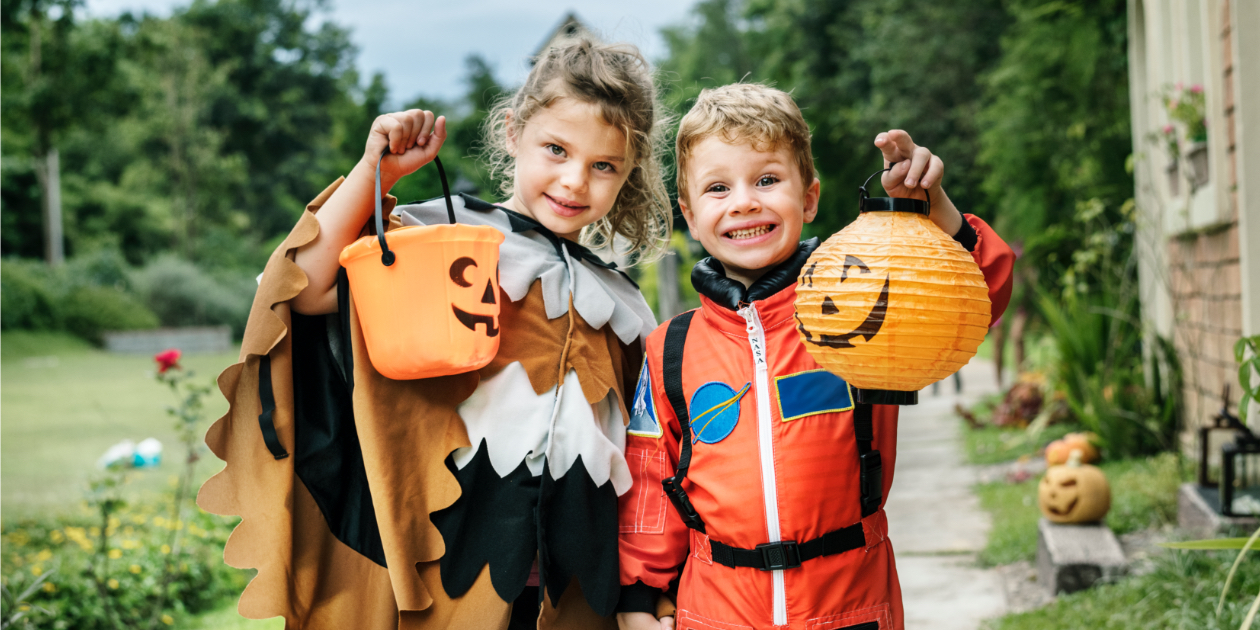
[709,522,866,571]
[336,266,355,390]
[660,310,704,533]
[257,354,290,460]
[854,402,882,516]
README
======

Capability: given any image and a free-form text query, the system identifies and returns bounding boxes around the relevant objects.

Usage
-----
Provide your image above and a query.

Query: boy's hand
[873,129,963,236]
[617,612,675,630]
[363,109,447,190]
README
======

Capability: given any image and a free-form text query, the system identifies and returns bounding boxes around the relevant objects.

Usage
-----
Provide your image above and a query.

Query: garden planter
[1185,141,1209,189]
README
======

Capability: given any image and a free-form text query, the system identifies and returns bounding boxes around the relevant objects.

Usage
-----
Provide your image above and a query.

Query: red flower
[155,348,182,373]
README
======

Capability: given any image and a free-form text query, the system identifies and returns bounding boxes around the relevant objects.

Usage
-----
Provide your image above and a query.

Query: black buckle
[662,476,705,532]
[859,451,883,515]
[755,540,801,571]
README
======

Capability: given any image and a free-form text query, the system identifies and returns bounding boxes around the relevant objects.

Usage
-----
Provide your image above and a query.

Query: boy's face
[679,137,820,288]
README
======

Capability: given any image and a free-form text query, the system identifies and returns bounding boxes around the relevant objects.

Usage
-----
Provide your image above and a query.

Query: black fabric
[507,586,541,630]
[853,403,882,517]
[430,444,540,604]
[952,216,979,252]
[290,312,386,566]
[691,238,820,310]
[538,455,621,617]
[616,581,662,615]
[660,311,706,534]
[256,354,289,460]
[840,623,878,630]
[335,267,354,390]
[708,523,866,571]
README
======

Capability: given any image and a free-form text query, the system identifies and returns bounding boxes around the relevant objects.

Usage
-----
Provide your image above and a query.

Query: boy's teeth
[727,225,772,240]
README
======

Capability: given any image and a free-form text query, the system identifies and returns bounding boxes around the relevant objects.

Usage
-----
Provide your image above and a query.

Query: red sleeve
[618,330,690,611]
[965,214,1015,326]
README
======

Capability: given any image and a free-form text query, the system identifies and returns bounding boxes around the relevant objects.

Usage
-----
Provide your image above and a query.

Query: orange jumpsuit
[617,215,1014,630]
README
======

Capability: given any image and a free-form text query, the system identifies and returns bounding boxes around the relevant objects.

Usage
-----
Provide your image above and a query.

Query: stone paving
[884,357,1008,629]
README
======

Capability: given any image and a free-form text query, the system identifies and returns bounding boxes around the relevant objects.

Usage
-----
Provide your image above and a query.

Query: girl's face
[505,98,632,241]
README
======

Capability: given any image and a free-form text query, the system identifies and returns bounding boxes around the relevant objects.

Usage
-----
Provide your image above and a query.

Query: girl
[198,40,670,630]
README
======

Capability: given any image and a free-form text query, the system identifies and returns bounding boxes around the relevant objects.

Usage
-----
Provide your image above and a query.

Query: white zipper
[739,304,787,626]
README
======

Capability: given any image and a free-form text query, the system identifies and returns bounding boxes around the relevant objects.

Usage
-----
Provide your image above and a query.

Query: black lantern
[1197,386,1260,517]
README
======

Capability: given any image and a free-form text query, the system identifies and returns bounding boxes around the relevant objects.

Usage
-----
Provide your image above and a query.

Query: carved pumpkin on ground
[340,155,506,380]
[1038,450,1111,524]
[1045,432,1101,466]
[795,169,991,404]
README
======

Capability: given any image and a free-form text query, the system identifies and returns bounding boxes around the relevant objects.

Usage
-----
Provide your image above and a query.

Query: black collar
[691,238,820,310]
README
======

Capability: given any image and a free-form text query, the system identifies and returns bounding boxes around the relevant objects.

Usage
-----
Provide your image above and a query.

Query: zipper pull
[740,305,767,368]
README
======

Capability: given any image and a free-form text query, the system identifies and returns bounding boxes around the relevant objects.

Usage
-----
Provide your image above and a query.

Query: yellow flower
[161,614,174,625]
[30,566,42,576]
[108,517,121,529]
[107,579,119,590]
[42,582,56,593]
[49,530,64,543]
[129,564,141,574]
[18,604,29,612]
[9,531,30,546]
[173,520,183,531]
[132,515,147,525]
[160,545,171,554]
[121,539,139,550]
[108,549,122,559]
[123,526,134,537]
[168,475,179,487]
[89,527,101,537]
[36,549,52,561]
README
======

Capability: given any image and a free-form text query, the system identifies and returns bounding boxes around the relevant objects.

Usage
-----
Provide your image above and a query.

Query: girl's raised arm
[291,110,446,315]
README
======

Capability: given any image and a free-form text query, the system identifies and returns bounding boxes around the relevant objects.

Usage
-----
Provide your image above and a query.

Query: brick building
[1128,0,1260,436]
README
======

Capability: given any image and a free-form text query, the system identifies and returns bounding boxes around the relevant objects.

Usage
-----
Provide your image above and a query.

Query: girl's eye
[547,144,565,157]
[758,175,779,187]
[593,162,615,173]
[706,184,729,194]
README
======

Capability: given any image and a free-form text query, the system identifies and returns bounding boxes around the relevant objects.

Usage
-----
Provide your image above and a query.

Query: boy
[615,84,1014,630]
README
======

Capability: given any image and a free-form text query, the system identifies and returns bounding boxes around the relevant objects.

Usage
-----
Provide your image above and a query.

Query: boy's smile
[679,137,820,288]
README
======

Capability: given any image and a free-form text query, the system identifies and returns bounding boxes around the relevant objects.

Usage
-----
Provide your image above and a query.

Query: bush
[1,260,60,331]
[0,501,248,630]
[60,286,160,343]
[131,256,254,337]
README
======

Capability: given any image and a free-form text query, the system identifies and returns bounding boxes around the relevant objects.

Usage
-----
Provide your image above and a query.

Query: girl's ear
[504,110,518,157]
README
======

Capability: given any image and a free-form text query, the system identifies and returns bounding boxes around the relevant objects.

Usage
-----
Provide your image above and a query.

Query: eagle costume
[197,177,657,629]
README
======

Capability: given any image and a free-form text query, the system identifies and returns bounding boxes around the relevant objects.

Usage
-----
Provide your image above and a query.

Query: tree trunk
[657,247,682,320]
[34,148,64,266]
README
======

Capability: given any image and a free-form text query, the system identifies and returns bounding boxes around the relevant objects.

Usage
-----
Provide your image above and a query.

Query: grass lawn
[975,453,1189,566]
[986,547,1260,629]
[186,601,283,630]
[963,423,1077,466]
[1,331,238,519]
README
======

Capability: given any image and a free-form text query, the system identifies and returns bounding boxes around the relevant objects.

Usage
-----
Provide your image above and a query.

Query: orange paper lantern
[794,166,991,404]
[339,155,505,380]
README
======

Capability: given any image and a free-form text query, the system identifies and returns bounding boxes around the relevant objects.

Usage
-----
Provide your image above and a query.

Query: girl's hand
[363,109,447,189]
[617,612,675,630]
[873,129,963,235]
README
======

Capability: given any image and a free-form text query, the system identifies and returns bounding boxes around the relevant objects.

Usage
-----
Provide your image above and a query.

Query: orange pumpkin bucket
[338,153,505,380]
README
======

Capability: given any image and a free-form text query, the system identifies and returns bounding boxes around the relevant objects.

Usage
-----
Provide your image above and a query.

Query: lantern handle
[372,150,459,267]
[859,162,931,216]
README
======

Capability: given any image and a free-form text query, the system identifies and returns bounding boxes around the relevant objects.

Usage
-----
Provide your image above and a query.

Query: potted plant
[1150,123,1181,197]
[1165,83,1209,189]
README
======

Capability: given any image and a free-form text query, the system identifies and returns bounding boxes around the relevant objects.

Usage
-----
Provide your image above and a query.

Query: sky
[84,0,704,106]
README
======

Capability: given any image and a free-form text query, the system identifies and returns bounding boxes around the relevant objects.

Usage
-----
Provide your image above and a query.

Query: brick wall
[1167,0,1243,432]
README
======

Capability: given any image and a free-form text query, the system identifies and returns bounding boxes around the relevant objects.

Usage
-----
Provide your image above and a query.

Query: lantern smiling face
[449,256,500,338]
[794,211,991,392]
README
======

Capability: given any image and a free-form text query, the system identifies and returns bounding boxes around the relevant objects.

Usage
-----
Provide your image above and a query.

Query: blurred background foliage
[3,0,1151,438]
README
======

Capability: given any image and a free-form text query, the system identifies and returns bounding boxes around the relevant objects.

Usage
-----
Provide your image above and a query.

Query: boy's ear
[802,178,821,224]
[504,110,518,157]
[678,197,700,241]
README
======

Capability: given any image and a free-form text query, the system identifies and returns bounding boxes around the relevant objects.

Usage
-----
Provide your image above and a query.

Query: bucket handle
[373,149,457,267]
[858,162,931,216]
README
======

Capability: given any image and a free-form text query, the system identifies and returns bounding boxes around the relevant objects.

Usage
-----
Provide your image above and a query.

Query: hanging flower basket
[1185,140,1209,189]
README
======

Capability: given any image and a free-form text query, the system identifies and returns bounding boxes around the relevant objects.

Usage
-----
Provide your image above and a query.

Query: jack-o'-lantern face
[448,256,500,338]
[795,255,888,349]
[1038,463,1111,524]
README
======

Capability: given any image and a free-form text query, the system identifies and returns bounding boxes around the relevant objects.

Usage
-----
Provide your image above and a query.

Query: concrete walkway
[884,357,1008,629]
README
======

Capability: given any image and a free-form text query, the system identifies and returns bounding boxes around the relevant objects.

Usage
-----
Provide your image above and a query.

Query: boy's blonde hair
[675,84,815,203]
[482,39,672,263]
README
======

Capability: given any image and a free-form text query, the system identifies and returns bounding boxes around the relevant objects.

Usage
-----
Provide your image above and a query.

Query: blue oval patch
[690,381,749,444]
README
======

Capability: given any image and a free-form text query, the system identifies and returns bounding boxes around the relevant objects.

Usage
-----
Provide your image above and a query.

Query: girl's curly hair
[481,39,672,264]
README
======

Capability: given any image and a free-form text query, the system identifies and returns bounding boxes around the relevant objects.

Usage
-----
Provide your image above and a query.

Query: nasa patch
[628,361,662,438]
[690,381,751,444]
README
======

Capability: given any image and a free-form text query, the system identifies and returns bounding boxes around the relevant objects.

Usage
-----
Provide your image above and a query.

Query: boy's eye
[757,175,779,187]
[547,144,565,157]
[706,184,729,194]
[593,161,616,173]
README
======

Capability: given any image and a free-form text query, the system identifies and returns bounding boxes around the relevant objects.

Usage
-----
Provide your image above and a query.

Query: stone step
[1036,518,1127,595]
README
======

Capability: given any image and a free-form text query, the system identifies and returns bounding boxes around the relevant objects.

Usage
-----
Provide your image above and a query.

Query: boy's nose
[729,186,761,214]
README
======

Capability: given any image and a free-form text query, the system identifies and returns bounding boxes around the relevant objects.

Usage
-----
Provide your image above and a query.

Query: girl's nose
[560,162,588,194]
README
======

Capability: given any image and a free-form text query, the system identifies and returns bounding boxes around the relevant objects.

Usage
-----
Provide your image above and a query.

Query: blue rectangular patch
[774,369,854,422]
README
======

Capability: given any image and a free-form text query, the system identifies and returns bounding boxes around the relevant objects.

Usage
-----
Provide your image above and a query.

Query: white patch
[452,362,632,496]
[627,361,662,438]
